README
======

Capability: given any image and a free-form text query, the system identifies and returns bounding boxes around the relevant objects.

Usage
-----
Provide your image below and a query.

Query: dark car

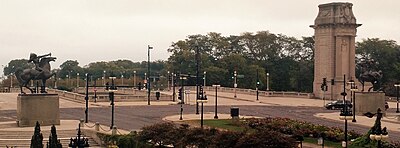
[325,100,352,110]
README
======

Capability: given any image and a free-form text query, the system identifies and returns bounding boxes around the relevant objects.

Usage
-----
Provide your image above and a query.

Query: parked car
[325,100,352,110]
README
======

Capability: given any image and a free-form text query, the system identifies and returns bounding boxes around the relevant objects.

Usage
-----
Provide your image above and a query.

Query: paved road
[1,92,400,142]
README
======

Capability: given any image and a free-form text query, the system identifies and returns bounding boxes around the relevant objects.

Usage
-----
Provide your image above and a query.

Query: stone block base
[17,94,60,127]
[355,92,385,115]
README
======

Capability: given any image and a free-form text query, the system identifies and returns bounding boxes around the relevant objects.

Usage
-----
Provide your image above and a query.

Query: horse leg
[19,85,25,94]
[24,83,33,93]
[360,81,365,92]
[41,79,47,93]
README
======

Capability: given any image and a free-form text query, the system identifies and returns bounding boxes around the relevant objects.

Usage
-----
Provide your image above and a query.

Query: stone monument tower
[311,2,361,100]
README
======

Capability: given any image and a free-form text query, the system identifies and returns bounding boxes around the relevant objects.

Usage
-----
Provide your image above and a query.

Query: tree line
[2,31,399,94]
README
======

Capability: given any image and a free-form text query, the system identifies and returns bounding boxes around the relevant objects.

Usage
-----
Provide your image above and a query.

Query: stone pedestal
[17,94,60,127]
[355,92,385,115]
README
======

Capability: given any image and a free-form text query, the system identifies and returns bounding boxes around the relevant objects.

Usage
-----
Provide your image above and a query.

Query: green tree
[58,60,82,79]
[356,38,400,93]
[31,121,44,148]
[47,125,62,148]
[166,31,316,91]
[3,59,33,75]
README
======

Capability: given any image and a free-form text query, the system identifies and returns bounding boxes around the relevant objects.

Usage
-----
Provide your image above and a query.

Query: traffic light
[138,82,142,90]
[109,92,114,102]
[331,78,335,85]
[178,88,182,100]
[105,82,110,90]
[321,78,328,91]
[168,75,172,82]
[199,85,204,99]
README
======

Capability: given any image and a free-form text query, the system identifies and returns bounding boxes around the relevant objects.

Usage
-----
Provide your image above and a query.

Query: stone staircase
[0,130,101,147]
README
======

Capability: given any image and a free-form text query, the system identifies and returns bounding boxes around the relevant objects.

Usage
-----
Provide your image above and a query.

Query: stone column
[311,2,361,100]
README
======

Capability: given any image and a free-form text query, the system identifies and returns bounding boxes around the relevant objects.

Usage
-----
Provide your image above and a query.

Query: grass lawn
[203,119,246,132]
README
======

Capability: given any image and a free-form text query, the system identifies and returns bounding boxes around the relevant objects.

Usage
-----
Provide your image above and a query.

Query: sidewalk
[163,113,260,122]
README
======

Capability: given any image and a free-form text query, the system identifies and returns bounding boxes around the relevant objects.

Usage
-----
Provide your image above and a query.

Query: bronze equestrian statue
[15,53,56,94]
[357,59,383,92]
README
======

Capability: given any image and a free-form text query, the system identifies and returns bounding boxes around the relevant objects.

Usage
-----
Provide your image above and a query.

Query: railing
[79,119,129,147]
[48,89,172,102]
[184,86,313,98]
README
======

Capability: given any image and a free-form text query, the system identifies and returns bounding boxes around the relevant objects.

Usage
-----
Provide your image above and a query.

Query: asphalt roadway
[1,92,400,143]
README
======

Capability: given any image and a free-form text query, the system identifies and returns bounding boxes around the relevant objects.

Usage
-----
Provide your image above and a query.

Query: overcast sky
[0,0,399,75]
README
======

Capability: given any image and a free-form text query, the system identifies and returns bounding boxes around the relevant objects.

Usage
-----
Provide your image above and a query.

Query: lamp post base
[214,116,218,119]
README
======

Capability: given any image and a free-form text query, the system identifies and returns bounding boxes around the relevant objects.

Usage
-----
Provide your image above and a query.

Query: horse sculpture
[357,59,383,92]
[15,57,56,94]
[358,70,383,92]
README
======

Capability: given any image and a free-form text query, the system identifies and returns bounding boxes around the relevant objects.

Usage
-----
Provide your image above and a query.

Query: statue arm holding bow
[28,53,51,72]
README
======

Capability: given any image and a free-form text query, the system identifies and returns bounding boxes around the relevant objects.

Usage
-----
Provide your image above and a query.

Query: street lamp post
[180,74,186,104]
[121,74,124,86]
[256,69,259,101]
[133,71,136,89]
[321,78,328,107]
[66,74,69,87]
[339,74,353,148]
[77,73,79,88]
[203,71,206,87]
[103,71,106,86]
[195,42,200,115]
[144,73,147,90]
[213,84,220,119]
[107,76,117,129]
[368,108,389,148]
[172,73,176,102]
[167,71,170,91]
[148,45,153,106]
[395,83,400,113]
[68,123,90,147]
[197,85,208,128]
[94,79,97,103]
[179,75,187,120]
[349,79,358,122]
[10,73,13,88]
[266,73,270,91]
[234,71,237,98]
[84,73,89,123]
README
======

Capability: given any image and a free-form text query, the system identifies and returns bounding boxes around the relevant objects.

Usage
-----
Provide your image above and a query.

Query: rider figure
[360,59,378,75]
[28,53,51,78]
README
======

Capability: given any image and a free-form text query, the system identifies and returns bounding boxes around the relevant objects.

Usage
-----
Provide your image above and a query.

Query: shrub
[56,86,72,92]
[244,117,362,142]
[138,122,176,147]
[210,130,243,148]
[234,129,296,148]
[31,121,44,148]
[98,131,149,148]
[47,125,62,148]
